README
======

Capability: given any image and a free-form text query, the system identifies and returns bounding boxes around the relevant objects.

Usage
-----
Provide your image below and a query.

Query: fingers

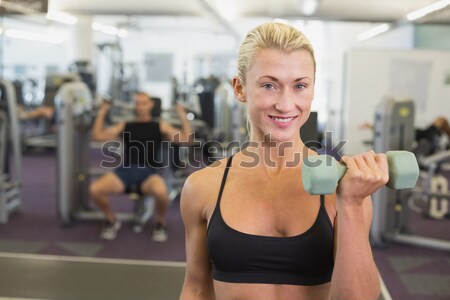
[340,155,358,170]
[361,152,384,184]
[373,152,389,184]
[341,151,389,184]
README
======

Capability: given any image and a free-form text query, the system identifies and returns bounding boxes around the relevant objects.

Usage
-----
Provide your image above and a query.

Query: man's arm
[160,104,193,145]
[91,103,125,142]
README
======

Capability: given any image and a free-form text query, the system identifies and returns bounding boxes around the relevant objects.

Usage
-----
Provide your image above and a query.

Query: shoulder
[180,158,229,220]
[182,158,229,199]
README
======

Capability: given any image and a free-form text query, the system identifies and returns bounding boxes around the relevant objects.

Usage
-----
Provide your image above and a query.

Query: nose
[274,91,295,113]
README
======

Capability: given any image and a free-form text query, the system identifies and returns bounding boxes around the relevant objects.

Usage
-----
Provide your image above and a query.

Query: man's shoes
[152,222,168,242]
[100,219,122,240]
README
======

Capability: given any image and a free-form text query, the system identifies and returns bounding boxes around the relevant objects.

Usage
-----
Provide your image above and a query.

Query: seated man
[90,91,192,241]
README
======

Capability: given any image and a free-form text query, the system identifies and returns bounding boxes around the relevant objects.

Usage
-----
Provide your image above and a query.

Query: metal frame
[0,80,22,224]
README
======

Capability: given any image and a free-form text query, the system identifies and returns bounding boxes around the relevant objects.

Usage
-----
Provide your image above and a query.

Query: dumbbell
[302,150,419,195]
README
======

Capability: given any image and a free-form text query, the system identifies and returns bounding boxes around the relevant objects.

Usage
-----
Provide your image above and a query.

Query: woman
[180,22,385,300]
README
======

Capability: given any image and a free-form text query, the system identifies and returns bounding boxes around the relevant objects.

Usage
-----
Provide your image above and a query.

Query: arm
[91,103,125,142]
[179,173,215,300]
[331,196,380,300]
[160,104,193,145]
[330,152,385,300]
[20,106,54,120]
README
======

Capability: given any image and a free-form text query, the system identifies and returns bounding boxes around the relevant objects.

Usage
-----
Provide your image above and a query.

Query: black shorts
[114,165,158,194]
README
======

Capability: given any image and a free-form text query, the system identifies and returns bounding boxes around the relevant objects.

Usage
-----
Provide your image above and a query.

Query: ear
[232,76,246,103]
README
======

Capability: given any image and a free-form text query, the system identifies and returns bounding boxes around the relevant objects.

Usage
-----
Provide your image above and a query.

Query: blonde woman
[180,22,385,300]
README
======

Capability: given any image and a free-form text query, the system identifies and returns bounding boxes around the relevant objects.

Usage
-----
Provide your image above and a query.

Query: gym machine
[411,150,450,220]
[370,97,450,251]
[213,80,247,145]
[55,82,154,231]
[0,80,22,223]
[22,73,80,149]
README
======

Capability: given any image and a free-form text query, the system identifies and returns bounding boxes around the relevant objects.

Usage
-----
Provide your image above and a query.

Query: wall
[321,23,415,147]
[2,18,69,77]
[341,48,450,155]
[414,25,450,51]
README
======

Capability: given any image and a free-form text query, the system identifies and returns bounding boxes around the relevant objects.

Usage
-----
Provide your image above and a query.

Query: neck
[245,134,306,173]
[136,115,152,122]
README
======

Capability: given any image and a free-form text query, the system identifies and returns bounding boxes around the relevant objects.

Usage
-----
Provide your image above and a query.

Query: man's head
[133,91,154,119]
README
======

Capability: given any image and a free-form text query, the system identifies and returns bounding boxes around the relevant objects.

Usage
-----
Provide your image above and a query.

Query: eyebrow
[258,75,311,83]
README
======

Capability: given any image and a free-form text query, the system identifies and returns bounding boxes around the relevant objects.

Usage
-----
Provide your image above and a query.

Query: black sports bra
[207,155,335,285]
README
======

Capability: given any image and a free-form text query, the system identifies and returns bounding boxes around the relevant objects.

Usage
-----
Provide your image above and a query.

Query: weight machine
[371,97,450,251]
[0,80,22,223]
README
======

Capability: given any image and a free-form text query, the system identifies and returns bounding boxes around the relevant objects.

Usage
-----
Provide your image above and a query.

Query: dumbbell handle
[336,150,418,188]
[303,150,420,195]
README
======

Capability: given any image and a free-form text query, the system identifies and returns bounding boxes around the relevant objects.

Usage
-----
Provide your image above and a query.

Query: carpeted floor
[1,150,449,299]
[0,150,187,261]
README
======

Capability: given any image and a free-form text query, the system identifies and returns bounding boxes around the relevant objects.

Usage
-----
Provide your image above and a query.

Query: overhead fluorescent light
[100,24,118,35]
[46,12,78,25]
[4,29,64,44]
[92,22,127,38]
[117,29,128,38]
[407,0,450,21]
[356,23,390,42]
[91,22,102,31]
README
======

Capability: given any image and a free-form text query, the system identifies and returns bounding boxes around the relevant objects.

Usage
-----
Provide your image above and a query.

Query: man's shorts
[114,165,159,194]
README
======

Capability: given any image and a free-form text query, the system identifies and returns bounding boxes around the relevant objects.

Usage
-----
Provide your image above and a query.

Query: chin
[262,129,299,143]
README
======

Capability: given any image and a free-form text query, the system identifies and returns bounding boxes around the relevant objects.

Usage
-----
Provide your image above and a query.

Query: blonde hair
[236,22,316,139]
[237,22,316,84]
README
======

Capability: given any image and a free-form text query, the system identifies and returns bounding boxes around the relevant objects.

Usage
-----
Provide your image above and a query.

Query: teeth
[273,117,294,123]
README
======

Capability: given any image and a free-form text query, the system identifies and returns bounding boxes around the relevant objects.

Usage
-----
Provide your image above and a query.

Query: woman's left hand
[337,150,389,206]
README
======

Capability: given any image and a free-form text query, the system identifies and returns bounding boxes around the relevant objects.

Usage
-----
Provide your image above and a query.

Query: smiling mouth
[269,115,298,123]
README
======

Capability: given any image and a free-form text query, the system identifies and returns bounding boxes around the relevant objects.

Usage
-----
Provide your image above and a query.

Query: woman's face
[237,48,315,143]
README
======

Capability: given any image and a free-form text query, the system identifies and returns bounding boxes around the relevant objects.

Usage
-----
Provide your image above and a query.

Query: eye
[262,83,275,90]
[295,83,307,90]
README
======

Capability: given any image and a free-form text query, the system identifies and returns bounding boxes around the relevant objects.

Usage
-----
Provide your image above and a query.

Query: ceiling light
[407,0,450,21]
[356,23,390,42]
[117,29,128,38]
[100,25,118,36]
[5,29,64,44]
[92,22,127,38]
[46,12,78,25]
[92,22,102,31]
